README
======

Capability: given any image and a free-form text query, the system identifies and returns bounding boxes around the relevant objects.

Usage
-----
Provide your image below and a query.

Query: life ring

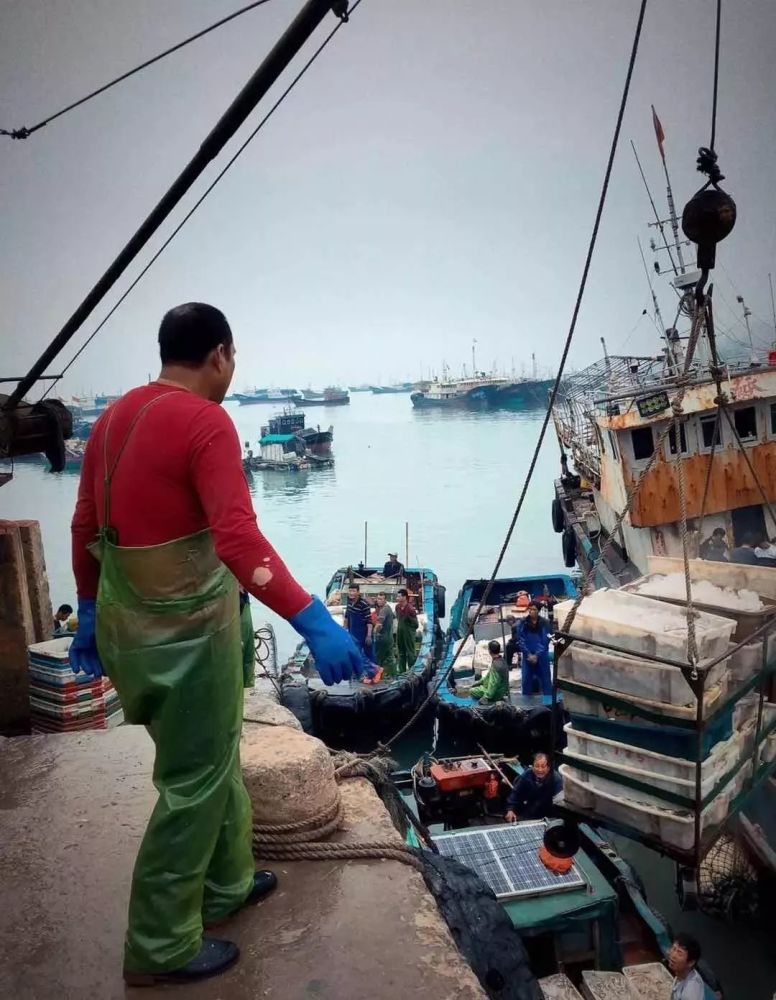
[562,527,577,568]
[551,497,565,533]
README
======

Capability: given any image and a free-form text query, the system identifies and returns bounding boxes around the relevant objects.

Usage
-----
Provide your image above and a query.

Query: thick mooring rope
[250,748,422,869]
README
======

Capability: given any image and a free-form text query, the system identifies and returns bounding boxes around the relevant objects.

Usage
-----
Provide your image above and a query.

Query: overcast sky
[1,0,775,396]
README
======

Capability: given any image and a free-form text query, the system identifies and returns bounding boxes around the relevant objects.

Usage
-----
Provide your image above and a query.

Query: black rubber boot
[204,870,278,929]
[123,938,239,987]
[244,869,278,906]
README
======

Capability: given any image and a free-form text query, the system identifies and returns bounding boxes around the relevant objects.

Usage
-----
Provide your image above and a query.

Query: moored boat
[370,383,414,394]
[295,386,350,406]
[434,574,576,754]
[393,755,723,996]
[411,373,555,410]
[280,564,444,746]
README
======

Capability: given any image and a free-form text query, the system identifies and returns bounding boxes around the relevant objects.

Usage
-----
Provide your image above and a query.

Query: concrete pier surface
[0,725,486,1000]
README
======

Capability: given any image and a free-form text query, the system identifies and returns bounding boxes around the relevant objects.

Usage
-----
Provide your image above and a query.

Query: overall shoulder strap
[101,391,179,532]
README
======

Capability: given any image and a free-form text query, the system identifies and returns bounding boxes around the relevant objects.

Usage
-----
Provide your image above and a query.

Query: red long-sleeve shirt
[71,382,311,619]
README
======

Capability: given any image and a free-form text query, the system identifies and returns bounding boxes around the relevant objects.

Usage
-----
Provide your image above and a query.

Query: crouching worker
[470,639,509,704]
[505,752,561,821]
[69,304,367,987]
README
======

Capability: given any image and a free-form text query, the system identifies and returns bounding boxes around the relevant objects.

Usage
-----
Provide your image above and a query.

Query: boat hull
[295,396,349,406]
[280,565,443,748]
[412,379,553,410]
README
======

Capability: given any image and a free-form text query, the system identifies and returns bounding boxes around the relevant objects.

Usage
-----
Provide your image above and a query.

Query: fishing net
[696,834,760,921]
[419,852,542,1000]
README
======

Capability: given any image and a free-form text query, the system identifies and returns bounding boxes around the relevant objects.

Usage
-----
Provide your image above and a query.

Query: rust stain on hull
[627,443,776,527]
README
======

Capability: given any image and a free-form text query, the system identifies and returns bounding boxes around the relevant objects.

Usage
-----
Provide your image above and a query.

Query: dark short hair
[158,303,233,366]
[673,933,701,965]
[377,591,387,598]
[712,527,726,537]
[397,588,408,598]
[348,583,360,592]
[57,603,73,616]
[488,640,501,655]
[527,601,540,610]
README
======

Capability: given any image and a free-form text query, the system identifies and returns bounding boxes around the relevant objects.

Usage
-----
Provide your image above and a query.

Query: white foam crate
[560,761,752,852]
[556,589,735,663]
[539,974,583,999]
[562,678,725,723]
[559,641,727,707]
[563,722,751,807]
[580,970,638,1000]
[622,963,673,999]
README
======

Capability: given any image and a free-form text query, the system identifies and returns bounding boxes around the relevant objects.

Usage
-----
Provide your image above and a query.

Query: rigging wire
[630,140,677,275]
[372,0,651,755]
[40,0,363,402]
[0,0,276,140]
[710,0,722,152]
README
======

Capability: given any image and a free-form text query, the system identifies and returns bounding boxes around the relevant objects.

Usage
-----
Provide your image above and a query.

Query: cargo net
[696,833,760,921]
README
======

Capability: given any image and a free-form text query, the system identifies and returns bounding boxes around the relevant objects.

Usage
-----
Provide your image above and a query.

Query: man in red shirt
[69,303,363,986]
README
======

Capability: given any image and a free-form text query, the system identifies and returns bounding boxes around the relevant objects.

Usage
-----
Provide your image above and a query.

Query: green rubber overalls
[240,598,256,688]
[92,395,255,973]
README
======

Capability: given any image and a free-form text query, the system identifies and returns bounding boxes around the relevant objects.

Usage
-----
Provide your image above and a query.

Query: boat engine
[415,756,508,828]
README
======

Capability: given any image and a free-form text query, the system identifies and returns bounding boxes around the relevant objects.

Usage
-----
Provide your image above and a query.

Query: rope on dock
[251,748,422,868]
[254,841,424,871]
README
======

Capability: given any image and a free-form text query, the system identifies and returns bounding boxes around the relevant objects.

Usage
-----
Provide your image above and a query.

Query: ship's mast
[652,106,686,274]
[472,338,477,377]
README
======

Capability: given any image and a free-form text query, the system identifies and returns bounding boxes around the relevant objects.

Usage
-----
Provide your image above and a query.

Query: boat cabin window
[733,405,758,443]
[667,421,689,456]
[631,426,654,461]
[770,402,776,436]
[699,414,721,450]
[607,430,619,460]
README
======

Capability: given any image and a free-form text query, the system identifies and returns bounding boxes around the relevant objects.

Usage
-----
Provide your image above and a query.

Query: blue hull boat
[435,574,577,756]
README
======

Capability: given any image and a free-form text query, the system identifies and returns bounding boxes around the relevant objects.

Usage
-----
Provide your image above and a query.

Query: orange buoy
[538,845,574,874]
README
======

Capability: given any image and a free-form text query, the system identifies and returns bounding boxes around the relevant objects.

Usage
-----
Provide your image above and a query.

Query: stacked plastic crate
[27,636,123,732]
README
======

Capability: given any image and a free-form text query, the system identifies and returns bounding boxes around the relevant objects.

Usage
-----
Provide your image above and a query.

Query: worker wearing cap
[383,552,404,578]
[69,304,364,987]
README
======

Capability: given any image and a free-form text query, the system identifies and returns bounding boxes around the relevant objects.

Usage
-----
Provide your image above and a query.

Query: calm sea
[2,392,774,996]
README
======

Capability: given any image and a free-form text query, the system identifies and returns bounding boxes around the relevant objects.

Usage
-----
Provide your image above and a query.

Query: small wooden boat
[393,754,724,996]
[434,573,577,755]
[280,564,444,746]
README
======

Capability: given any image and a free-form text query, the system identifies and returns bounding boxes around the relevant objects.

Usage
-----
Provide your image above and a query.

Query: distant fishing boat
[347,384,372,393]
[263,409,333,455]
[235,387,301,406]
[370,383,414,394]
[411,373,554,410]
[242,409,334,472]
[434,573,577,754]
[295,387,350,406]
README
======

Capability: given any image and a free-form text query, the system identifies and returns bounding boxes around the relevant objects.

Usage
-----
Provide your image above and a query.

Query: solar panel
[433,821,586,900]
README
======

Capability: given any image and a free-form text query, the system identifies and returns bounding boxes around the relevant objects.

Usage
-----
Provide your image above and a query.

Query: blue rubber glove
[289,596,364,685]
[68,598,105,679]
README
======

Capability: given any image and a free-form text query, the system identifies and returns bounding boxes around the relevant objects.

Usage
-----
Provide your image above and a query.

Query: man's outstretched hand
[290,596,364,685]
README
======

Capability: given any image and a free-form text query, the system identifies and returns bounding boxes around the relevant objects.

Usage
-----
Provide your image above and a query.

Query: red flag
[652,104,666,162]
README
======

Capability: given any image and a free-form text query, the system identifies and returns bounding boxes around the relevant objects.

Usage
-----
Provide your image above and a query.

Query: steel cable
[1,0,276,140]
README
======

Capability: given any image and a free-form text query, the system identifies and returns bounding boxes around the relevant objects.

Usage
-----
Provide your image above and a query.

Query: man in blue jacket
[517,602,552,696]
[505,753,561,821]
